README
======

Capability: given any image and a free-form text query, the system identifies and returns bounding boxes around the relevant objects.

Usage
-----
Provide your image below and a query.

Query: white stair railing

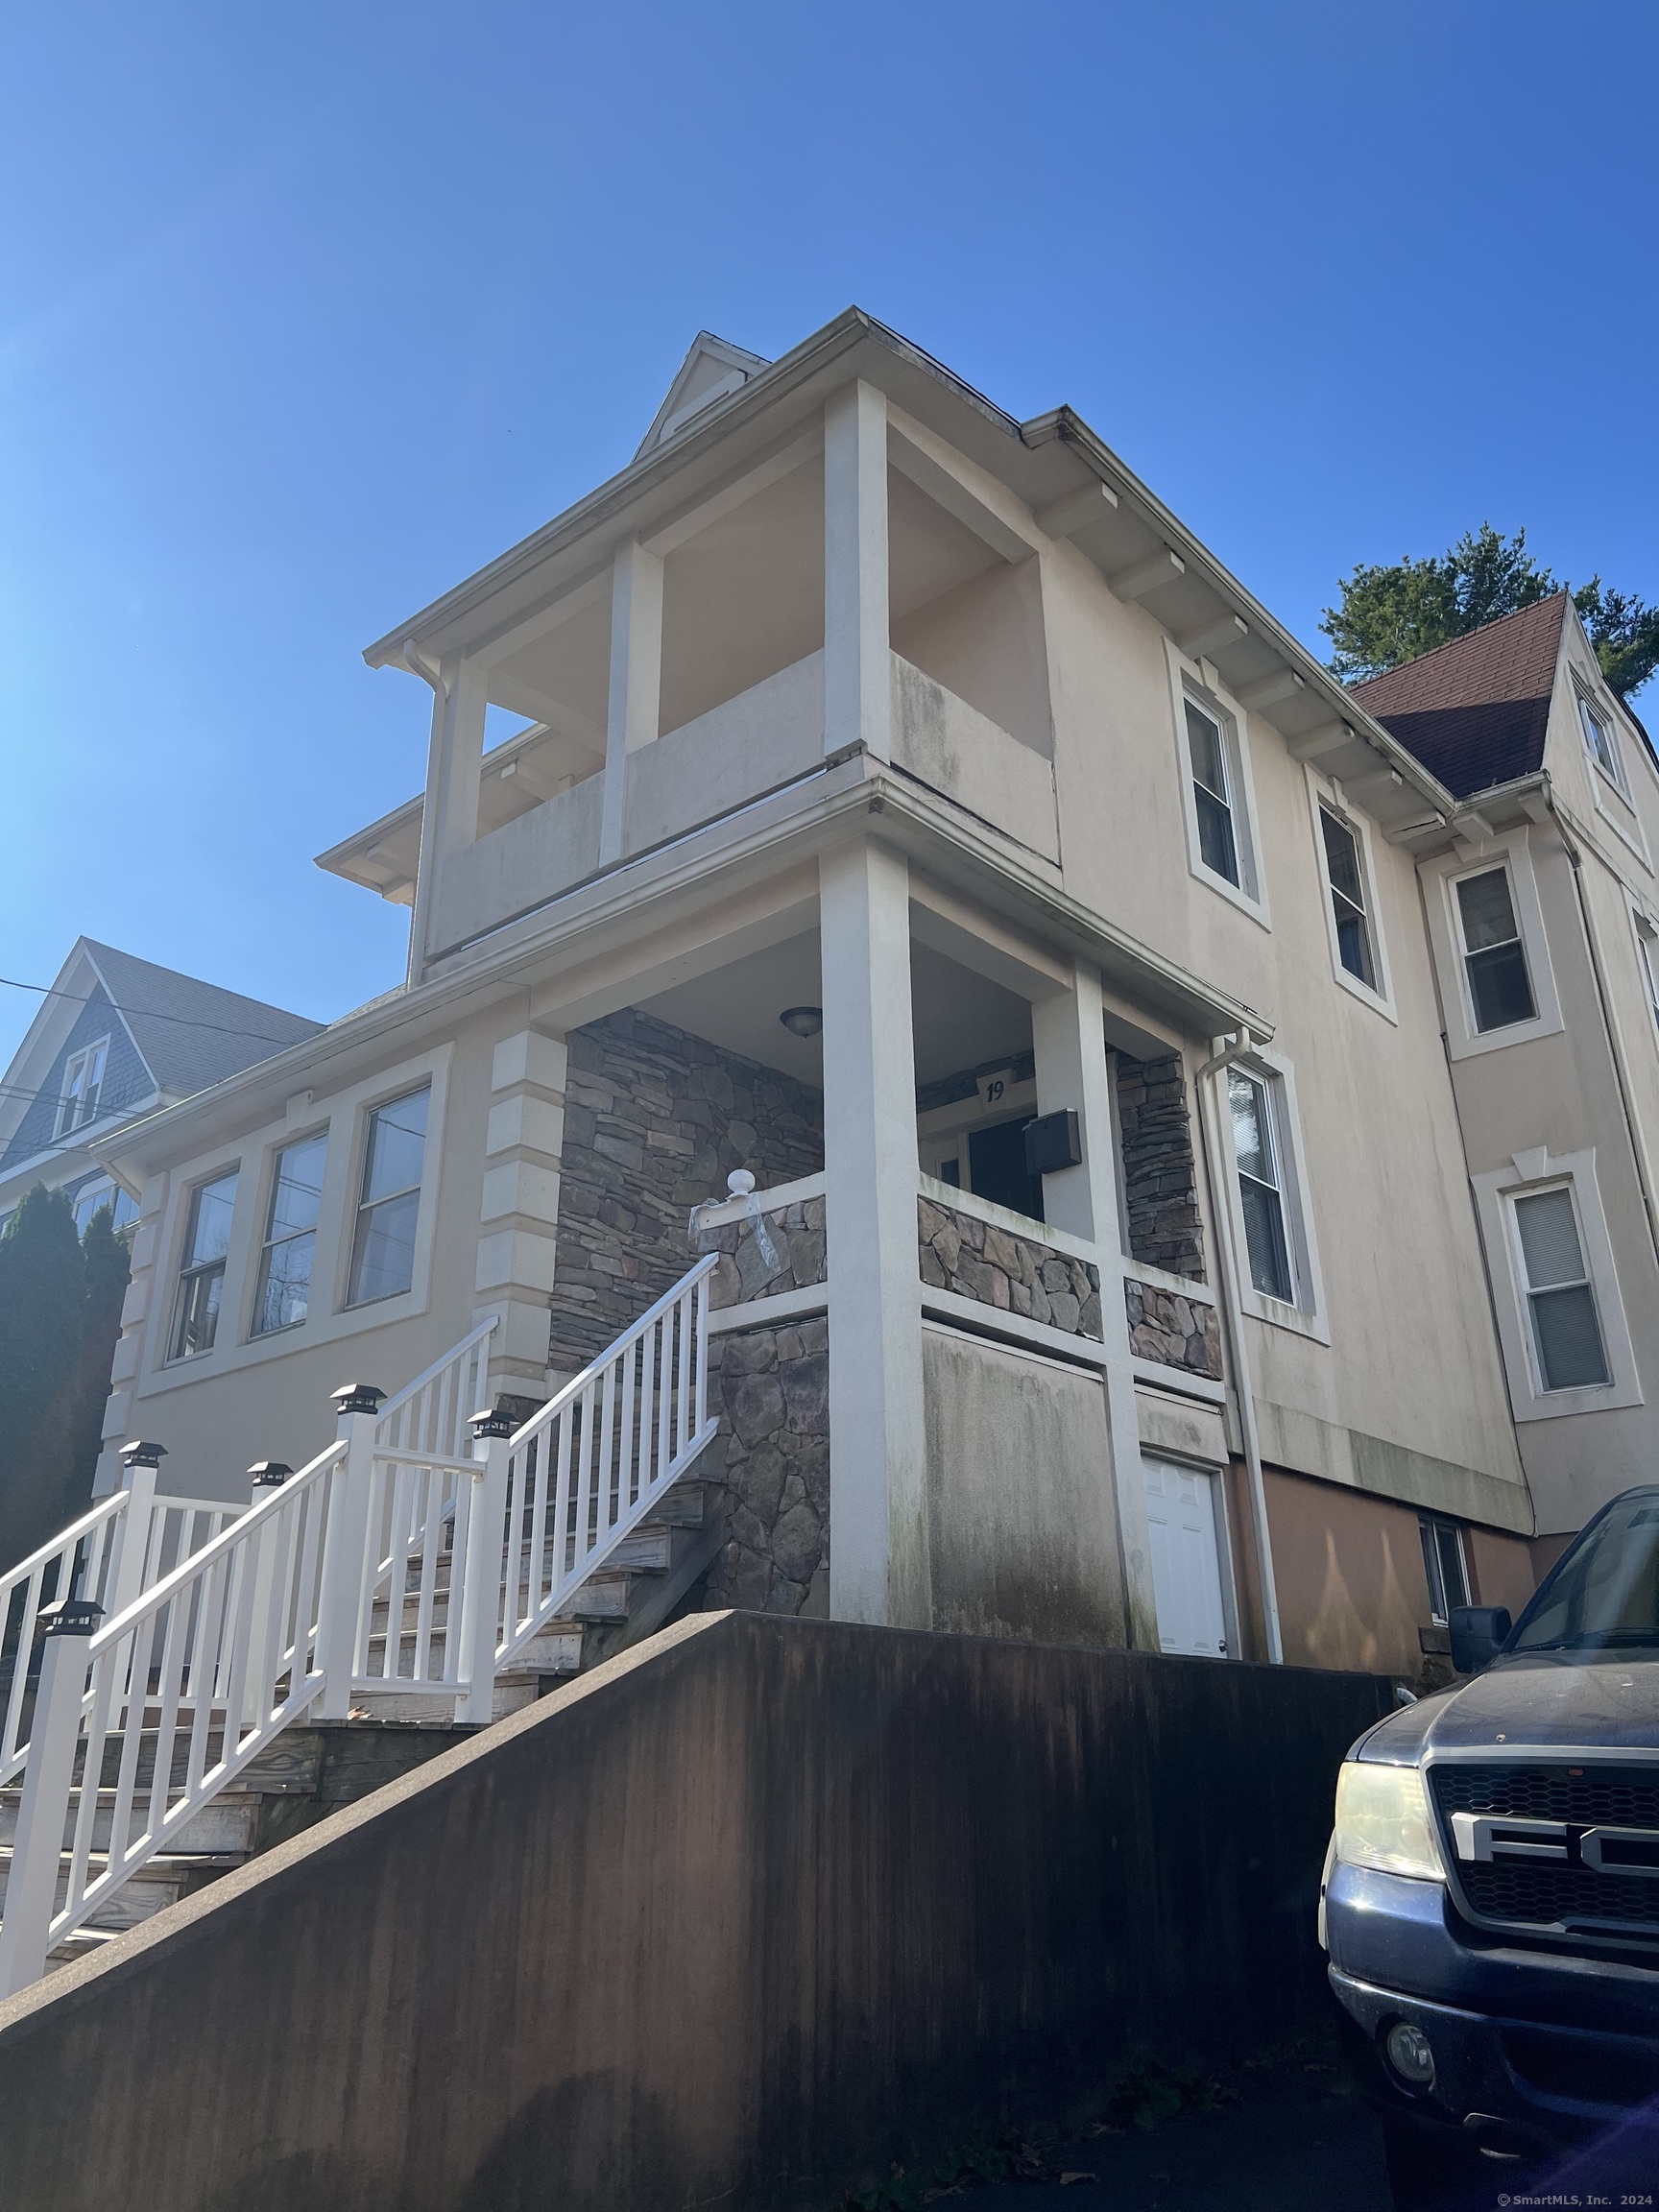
[350,1320,495,1698]
[0,1494,130,1784]
[493,1256,719,1674]
[0,1436,345,1993]
[1,1481,245,1787]
[0,1265,720,1993]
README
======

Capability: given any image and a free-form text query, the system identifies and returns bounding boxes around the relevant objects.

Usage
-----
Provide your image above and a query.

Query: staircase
[0,1255,721,1995]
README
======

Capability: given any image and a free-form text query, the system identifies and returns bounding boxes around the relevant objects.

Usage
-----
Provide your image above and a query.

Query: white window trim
[1572,665,1654,871]
[1214,1042,1329,1343]
[1304,768,1396,1021]
[1423,830,1564,1060]
[1626,895,1659,1041]
[1164,639,1270,928]
[1472,1147,1641,1421]
[136,1044,451,1396]
[55,1036,111,1139]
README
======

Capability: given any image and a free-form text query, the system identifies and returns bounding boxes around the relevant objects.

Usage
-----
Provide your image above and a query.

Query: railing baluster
[676,1286,693,1455]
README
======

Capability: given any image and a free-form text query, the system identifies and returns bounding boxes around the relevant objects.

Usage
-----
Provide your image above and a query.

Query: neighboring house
[1353,593,1659,1573]
[0,939,323,1238]
[87,312,1542,1683]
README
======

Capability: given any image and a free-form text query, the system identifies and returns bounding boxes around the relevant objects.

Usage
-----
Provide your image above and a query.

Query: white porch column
[409,655,488,982]
[1031,960,1161,1650]
[820,836,930,1627]
[599,538,663,864]
[823,380,891,762]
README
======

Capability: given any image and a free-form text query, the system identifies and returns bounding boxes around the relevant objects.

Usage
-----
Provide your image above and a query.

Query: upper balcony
[317,368,1060,970]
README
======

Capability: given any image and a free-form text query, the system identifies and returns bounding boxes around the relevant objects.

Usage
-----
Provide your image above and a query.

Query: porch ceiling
[634,929,1034,1095]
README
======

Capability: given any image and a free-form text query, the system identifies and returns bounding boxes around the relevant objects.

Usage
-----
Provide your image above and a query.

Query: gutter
[1191,1032,1285,1665]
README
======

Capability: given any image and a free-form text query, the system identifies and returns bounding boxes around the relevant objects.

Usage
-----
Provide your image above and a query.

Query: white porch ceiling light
[779,1006,823,1038]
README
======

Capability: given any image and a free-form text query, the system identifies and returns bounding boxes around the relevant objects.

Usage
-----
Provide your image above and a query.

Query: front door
[1142,1455,1229,1656]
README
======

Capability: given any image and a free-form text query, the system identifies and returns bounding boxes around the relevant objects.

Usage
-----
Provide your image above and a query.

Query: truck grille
[1430,1763,1659,1937]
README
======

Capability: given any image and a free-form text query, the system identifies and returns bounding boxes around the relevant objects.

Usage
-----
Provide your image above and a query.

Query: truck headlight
[1333,1760,1444,1882]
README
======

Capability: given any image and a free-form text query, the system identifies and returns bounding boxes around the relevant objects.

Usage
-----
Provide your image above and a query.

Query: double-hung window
[1419,1517,1470,1625]
[1319,808,1378,990]
[1227,1068,1295,1304]
[56,1039,109,1137]
[1454,867,1537,1034]
[170,1169,239,1359]
[252,1133,326,1335]
[1186,699,1239,886]
[346,1086,430,1307]
[1510,1185,1610,1391]
[1579,693,1623,787]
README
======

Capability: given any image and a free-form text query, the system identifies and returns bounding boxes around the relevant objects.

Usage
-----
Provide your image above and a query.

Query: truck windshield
[1511,1489,1659,1652]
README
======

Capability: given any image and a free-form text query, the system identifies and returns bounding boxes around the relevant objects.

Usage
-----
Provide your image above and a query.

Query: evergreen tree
[1322,523,1659,699]
[0,1185,132,1573]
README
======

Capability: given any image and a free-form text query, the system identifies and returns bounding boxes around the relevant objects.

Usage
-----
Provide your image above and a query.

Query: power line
[0,974,317,1048]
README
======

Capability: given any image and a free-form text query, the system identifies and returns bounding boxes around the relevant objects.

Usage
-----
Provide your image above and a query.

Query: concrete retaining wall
[0,1613,1391,2212]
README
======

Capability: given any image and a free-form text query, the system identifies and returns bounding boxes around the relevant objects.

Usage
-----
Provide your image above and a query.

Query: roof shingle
[1350,591,1568,800]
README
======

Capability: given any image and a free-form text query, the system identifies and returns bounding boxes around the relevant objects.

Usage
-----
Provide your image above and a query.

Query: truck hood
[1358,1651,1659,1763]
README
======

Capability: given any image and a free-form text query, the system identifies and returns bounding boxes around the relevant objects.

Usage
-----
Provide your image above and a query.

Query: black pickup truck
[1321,1483,1659,2208]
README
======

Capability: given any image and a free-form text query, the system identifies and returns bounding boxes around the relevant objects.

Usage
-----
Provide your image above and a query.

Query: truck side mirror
[1449,1605,1511,1674]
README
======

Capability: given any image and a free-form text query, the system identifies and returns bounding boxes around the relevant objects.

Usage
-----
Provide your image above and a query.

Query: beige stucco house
[1356,592,1659,1575]
[87,310,1543,1683]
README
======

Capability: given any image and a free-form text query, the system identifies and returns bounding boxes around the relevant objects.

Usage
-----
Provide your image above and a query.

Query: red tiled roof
[1350,591,1569,800]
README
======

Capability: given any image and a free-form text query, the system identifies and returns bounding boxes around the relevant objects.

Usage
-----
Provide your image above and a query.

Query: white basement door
[1142,1455,1229,1657]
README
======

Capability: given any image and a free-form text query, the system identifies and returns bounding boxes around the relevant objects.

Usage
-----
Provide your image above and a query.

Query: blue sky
[3,1,1655,1071]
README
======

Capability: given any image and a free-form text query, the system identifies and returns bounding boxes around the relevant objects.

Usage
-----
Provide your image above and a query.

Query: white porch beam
[824,381,892,761]
[1109,547,1185,603]
[820,836,930,1628]
[599,539,663,865]
[640,430,820,562]
[887,425,1033,565]
[471,567,612,671]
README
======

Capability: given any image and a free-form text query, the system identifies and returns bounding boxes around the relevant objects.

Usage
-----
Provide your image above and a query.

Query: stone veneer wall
[701,1195,828,1310]
[1125,1279,1224,1380]
[548,1010,824,1369]
[1114,1052,1205,1282]
[702,1321,830,1617]
[919,1195,1103,1339]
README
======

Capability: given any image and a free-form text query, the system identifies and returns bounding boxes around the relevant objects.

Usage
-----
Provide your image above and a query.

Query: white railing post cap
[726,1168,756,1196]
[330,1382,387,1418]
[120,1439,168,1472]
[248,1459,293,1487]
[36,1596,104,1640]
[469,1406,515,1441]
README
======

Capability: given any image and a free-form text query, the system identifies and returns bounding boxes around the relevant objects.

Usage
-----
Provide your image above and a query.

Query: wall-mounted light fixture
[779,1006,823,1039]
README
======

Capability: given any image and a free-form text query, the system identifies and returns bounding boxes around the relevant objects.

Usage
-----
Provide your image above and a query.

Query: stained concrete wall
[0,1613,1391,2212]
[923,1325,1128,1647]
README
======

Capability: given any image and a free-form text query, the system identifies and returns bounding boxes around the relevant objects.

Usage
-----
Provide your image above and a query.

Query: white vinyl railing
[495,1256,718,1671]
[0,1264,720,1993]
[1,1488,244,1786]
[351,1321,494,1696]
[0,1438,345,1989]
[0,1494,129,1784]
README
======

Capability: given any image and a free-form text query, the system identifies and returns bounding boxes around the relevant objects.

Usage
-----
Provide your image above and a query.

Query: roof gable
[81,943,322,1097]
[1350,591,1569,800]
[636,330,772,458]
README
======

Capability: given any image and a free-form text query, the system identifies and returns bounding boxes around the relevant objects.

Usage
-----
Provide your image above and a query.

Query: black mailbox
[1023,1109,1082,1178]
